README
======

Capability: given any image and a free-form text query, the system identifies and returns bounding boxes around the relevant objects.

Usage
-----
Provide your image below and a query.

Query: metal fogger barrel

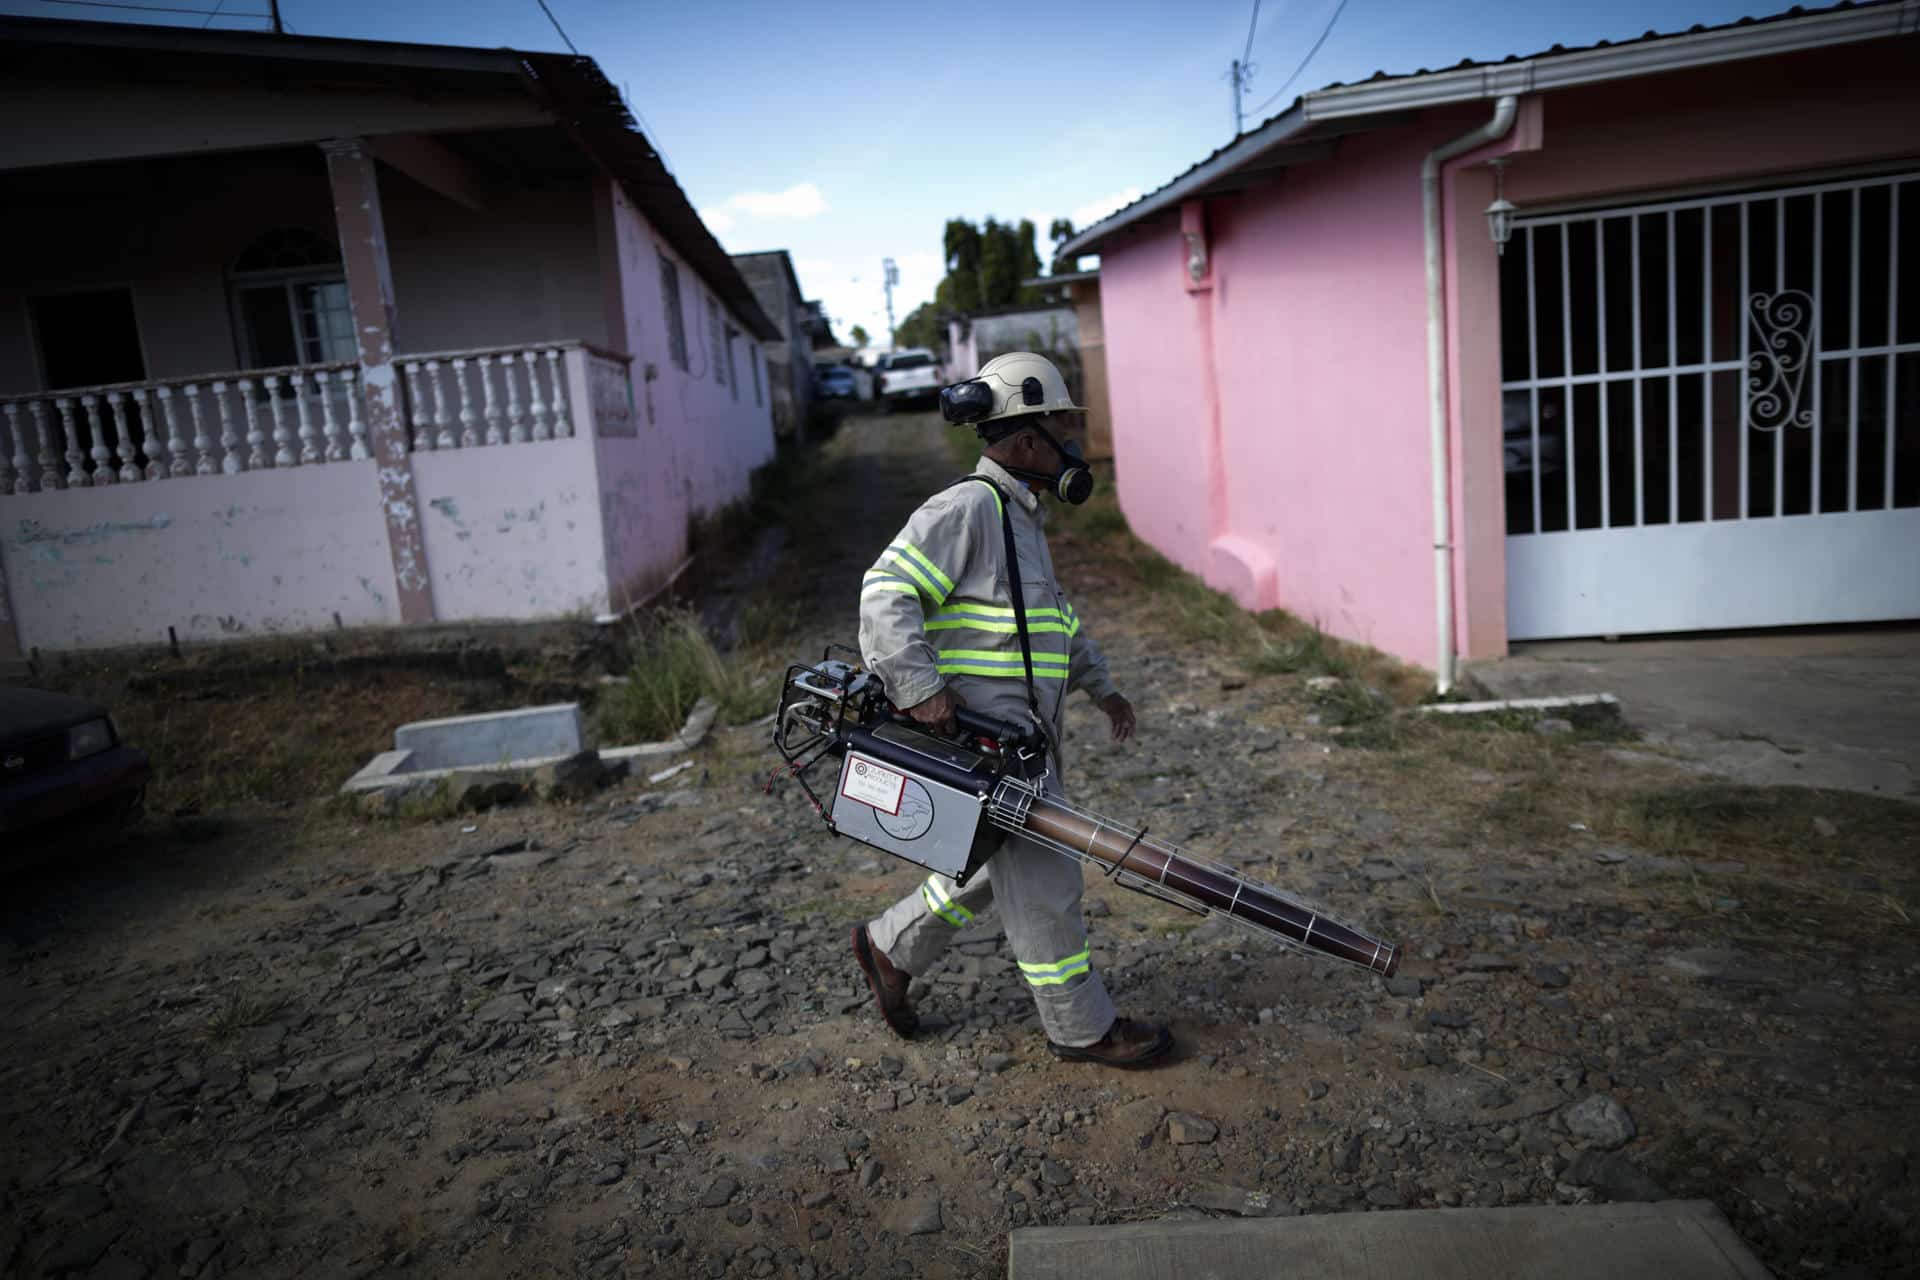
[772,651,1400,979]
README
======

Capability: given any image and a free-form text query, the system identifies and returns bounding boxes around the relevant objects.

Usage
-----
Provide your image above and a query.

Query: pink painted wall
[596,181,775,611]
[412,438,608,622]
[0,464,396,651]
[1099,219,1218,578]
[1099,37,1920,672]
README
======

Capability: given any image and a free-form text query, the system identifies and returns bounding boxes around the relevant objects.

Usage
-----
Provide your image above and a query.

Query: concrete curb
[339,696,720,796]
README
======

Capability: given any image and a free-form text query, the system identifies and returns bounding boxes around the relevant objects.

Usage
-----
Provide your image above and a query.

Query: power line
[39,0,269,15]
[533,0,578,55]
[528,0,675,178]
[1240,0,1262,68]
[1246,0,1351,121]
[199,0,225,26]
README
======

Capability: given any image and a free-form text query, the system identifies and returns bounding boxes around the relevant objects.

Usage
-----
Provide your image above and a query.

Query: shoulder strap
[948,475,1043,730]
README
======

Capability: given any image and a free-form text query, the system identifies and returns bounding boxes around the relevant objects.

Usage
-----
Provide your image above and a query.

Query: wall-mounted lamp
[1183,229,1209,284]
[1485,158,1516,256]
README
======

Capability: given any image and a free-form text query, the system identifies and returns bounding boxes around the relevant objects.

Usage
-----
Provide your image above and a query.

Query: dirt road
[3,412,1917,1279]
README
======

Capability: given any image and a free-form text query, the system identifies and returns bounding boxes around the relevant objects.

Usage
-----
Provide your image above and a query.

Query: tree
[849,324,870,349]
[894,302,944,352]
[1048,219,1078,273]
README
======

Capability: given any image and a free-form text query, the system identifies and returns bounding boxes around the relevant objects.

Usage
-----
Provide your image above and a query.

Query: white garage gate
[1500,171,1919,640]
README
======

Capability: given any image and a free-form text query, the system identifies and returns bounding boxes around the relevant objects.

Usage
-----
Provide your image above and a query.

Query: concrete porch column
[321,137,434,625]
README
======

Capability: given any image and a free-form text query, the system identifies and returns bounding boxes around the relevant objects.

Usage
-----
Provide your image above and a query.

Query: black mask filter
[1006,419,1095,506]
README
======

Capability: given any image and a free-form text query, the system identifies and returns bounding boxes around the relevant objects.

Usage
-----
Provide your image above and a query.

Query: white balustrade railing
[397,342,604,451]
[0,362,364,494]
[0,341,634,496]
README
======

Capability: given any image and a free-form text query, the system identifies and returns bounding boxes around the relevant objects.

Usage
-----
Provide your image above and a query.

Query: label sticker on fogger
[841,754,906,814]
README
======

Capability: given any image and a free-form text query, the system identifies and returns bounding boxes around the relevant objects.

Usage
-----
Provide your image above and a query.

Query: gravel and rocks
[2,416,1914,1280]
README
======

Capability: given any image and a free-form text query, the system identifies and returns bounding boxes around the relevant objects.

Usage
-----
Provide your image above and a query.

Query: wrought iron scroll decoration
[1745,290,1815,432]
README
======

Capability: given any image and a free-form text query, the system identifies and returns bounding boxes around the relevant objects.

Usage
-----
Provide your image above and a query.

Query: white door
[1501,173,1920,640]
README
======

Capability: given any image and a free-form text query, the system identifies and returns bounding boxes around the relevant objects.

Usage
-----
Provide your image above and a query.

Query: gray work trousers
[867,831,1118,1048]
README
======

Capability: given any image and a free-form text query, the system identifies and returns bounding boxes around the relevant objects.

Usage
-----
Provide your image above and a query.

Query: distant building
[0,15,781,655]
[800,301,839,351]
[1059,2,1919,679]
[731,250,816,437]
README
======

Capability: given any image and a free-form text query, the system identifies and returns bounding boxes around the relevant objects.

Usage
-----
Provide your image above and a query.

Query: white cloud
[1069,186,1143,231]
[721,181,829,220]
[699,207,735,236]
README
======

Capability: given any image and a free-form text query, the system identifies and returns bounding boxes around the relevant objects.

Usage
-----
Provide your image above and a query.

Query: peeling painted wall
[412,439,609,622]
[0,464,396,651]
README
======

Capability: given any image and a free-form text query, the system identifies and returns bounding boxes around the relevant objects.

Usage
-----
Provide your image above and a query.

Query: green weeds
[599,610,769,742]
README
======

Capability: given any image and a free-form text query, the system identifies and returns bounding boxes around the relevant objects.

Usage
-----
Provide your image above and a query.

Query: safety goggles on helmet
[939,374,1051,425]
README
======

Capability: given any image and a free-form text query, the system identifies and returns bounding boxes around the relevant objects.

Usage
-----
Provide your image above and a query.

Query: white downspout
[1423,94,1516,694]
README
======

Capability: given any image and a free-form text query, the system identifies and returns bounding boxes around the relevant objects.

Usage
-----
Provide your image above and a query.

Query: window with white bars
[1500,173,1919,537]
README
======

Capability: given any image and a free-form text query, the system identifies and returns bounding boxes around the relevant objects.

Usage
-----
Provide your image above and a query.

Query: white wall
[0,464,396,651]
[412,437,608,622]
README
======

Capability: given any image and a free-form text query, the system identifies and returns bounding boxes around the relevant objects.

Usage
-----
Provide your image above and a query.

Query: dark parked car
[1,686,150,836]
[816,365,859,398]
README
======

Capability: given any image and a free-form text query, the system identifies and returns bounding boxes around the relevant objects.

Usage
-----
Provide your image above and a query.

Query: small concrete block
[341,749,416,793]
[394,704,584,771]
[1008,1201,1770,1280]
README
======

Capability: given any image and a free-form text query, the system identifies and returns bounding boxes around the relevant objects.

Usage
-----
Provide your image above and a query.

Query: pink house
[0,17,781,657]
[1059,2,1919,688]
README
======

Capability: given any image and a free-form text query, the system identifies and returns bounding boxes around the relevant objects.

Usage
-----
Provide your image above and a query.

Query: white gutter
[1423,95,1515,695]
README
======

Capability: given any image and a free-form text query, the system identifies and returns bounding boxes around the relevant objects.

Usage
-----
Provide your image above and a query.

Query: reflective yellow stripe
[923,876,973,924]
[925,618,1074,634]
[1018,949,1091,986]
[931,603,1069,621]
[937,664,1069,679]
[891,542,955,596]
[921,880,967,927]
[967,476,1004,518]
[883,550,943,601]
[935,648,1069,665]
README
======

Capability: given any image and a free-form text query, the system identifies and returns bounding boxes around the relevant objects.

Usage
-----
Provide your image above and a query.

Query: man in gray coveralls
[847,351,1174,1069]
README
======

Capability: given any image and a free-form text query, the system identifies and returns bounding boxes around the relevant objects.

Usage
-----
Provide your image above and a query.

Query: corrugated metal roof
[1058,0,1913,262]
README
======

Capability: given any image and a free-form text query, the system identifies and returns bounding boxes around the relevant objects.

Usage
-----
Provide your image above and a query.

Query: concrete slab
[1009,1201,1772,1280]
[1470,628,1920,798]
[393,703,585,771]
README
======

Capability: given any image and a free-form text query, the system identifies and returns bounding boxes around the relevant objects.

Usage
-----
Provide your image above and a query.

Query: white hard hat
[939,351,1084,431]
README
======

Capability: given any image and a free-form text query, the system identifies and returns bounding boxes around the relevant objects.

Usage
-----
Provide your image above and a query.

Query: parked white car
[874,349,941,410]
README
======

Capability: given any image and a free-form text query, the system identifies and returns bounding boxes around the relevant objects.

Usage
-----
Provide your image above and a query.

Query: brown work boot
[850,925,918,1038]
[1048,1017,1174,1068]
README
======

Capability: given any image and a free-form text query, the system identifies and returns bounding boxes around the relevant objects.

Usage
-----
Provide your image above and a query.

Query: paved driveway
[1471,627,1920,798]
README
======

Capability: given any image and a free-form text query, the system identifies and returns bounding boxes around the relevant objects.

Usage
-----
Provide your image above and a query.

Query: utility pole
[269,0,283,34]
[1230,58,1244,136]
[882,257,900,350]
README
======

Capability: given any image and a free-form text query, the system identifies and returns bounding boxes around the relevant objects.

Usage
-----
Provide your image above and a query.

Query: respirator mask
[939,376,1096,506]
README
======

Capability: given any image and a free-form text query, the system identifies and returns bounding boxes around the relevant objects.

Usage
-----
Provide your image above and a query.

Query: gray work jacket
[858,456,1120,755]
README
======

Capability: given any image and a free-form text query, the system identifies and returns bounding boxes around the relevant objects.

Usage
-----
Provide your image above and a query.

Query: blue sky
[12,0,1794,346]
